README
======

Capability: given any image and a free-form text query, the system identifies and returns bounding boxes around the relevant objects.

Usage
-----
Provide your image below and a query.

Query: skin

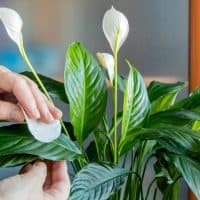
[0,66,70,200]
[0,161,70,200]
[0,65,62,123]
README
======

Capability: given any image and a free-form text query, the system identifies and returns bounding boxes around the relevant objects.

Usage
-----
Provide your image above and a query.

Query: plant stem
[113,30,120,164]
[18,34,70,137]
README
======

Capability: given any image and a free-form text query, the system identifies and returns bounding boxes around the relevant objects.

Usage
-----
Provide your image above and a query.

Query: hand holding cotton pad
[21,107,61,143]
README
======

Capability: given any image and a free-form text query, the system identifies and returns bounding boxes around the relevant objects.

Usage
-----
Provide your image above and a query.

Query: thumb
[22,161,47,187]
[0,100,24,122]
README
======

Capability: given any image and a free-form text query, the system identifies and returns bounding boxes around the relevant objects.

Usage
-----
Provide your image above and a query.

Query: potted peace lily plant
[1,6,200,200]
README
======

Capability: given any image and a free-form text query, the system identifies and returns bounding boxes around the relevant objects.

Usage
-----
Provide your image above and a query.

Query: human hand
[0,65,62,123]
[0,161,70,200]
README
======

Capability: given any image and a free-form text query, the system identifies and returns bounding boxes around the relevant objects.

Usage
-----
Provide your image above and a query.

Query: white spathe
[0,7,23,45]
[96,52,114,84]
[22,108,61,143]
[102,6,129,52]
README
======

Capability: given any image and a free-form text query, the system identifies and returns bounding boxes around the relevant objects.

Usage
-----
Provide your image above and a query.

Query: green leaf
[0,124,81,161]
[21,71,68,103]
[139,125,200,160]
[119,133,139,156]
[149,109,200,127]
[64,42,107,143]
[118,74,127,92]
[162,183,179,200]
[70,163,128,200]
[147,81,186,114]
[147,81,186,102]
[109,111,122,136]
[192,120,200,131]
[172,87,200,110]
[119,124,200,158]
[150,94,178,115]
[121,61,150,139]
[0,154,37,168]
[165,153,200,199]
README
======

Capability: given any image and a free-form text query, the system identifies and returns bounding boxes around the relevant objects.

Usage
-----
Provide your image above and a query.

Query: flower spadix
[21,108,61,143]
[0,7,23,46]
[102,6,129,52]
[96,52,114,84]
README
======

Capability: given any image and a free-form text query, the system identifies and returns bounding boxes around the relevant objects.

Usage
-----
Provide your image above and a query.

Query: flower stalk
[18,34,70,137]
[113,29,120,164]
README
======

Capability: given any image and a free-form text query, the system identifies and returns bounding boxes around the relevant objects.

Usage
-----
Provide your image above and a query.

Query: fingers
[22,161,47,187]
[0,71,40,119]
[28,83,54,123]
[51,161,69,184]
[42,93,62,120]
[23,76,63,122]
[0,69,62,123]
[45,161,70,198]
[43,160,52,190]
[0,101,24,122]
[12,77,41,119]
[20,161,70,199]
[0,92,18,103]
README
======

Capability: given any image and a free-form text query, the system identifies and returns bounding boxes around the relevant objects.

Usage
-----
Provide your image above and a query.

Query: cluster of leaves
[1,42,200,200]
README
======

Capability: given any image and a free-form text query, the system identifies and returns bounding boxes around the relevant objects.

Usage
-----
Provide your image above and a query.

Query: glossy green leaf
[121,61,150,139]
[64,42,107,143]
[70,163,128,200]
[0,154,37,168]
[119,132,139,156]
[21,71,68,103]
[139,125,200,160]
[172,87,200,110]
[147,81,186,114]
[118,74,127,92]
[165,153,200,199]
[0,124,81,161]
[192,120,200,131]
[150,93,178,115]
[109,111,122,136]
[147,81,186,102]
[149,109,200,127]
[119,124,200,157]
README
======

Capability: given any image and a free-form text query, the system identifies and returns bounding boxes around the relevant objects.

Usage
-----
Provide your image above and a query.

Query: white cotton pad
[21,107,61,143]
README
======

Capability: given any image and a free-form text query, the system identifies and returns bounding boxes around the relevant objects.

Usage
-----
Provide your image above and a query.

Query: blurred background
[0,0,188,199]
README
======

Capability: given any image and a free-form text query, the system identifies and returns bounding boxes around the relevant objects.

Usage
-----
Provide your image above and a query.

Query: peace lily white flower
[0,7,23,46]
[21,107,61,143]
[103,6,129,52]
[96,52,114,84]
[0,8,65,140]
